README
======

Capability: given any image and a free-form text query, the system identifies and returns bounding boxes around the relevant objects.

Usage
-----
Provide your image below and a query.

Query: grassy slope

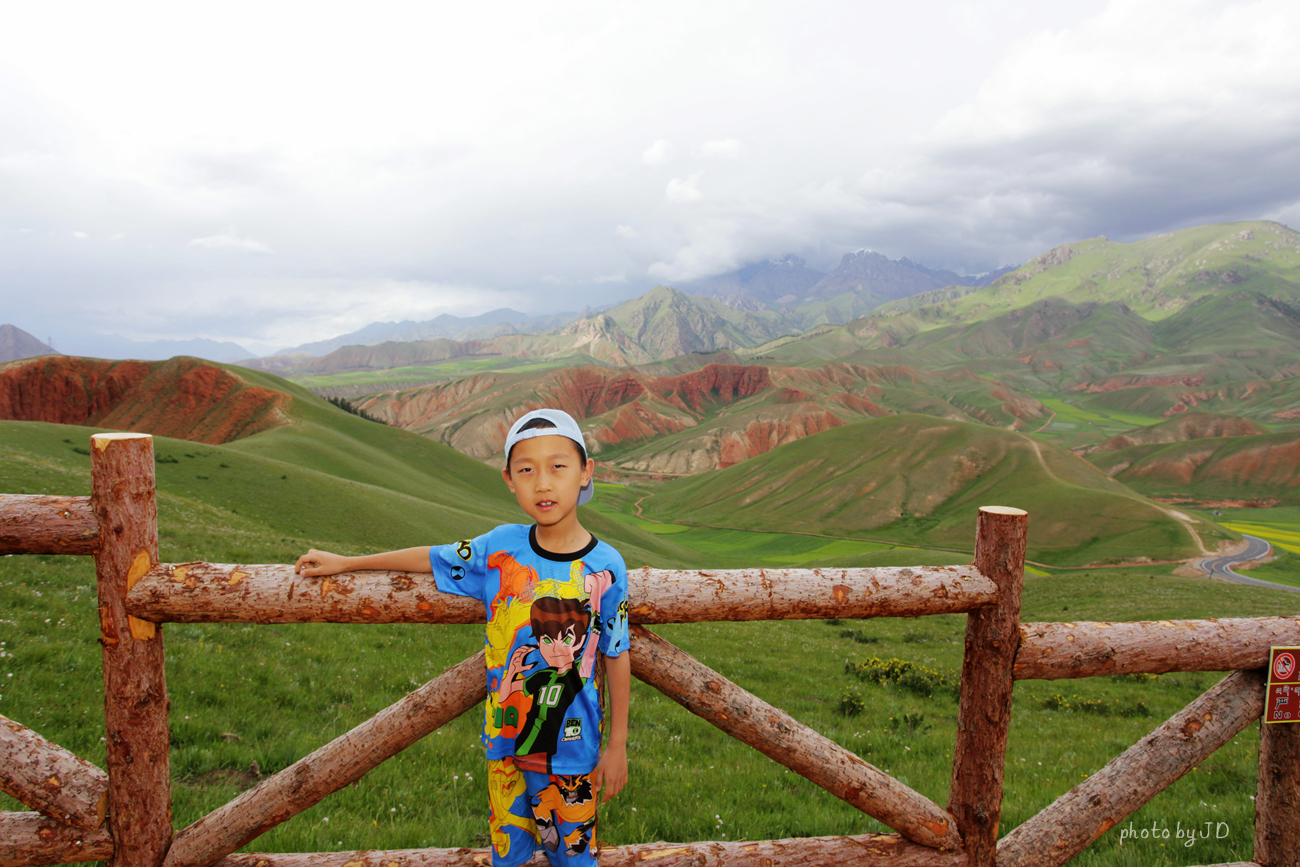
[1085,429,1300,505]
[941,220,1300,323]
[639,414,1226,566]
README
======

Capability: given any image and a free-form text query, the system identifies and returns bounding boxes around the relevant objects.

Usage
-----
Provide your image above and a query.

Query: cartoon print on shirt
[471,544,622,776]
[498,596,592,768]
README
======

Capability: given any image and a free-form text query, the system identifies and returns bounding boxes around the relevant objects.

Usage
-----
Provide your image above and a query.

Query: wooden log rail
[125,562,995,624]
[0,494,99,555]
[91,433,171,867]
[0,812,114,867]
[163,654,487,867]
[1016,617,1300,680]
[631,624,962,851]
[998,669,1267,867]
[0,714,108,830]
[211,833,970,867]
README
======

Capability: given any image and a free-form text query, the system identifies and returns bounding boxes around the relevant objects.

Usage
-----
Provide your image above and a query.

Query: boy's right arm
[295,546,432,577]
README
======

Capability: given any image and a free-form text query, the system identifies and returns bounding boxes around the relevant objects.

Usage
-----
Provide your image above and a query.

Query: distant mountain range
[683,252,1016,307]
[275,308,584,358]
[265,250,1021,363]
[275,219,1300,512]
[0,325,59,363]
[242,222,1300,402]
[0,324,253,363]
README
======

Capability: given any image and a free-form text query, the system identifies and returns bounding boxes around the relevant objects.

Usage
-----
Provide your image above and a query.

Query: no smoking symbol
[1275,652,1296,680]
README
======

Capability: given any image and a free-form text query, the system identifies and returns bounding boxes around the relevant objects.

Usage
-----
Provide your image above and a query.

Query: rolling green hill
[896,220,1300,326]
[1085,428,1300,506]
[638,414,1226,566]
[0,362,699,568]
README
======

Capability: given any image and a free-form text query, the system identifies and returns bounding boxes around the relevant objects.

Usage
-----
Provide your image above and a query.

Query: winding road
[1195,534,1296,593]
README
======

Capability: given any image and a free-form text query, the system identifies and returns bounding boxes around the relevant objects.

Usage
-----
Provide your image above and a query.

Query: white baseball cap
[504,408,593,505]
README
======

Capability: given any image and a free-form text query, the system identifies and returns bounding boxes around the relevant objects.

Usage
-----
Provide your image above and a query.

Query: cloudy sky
[3,0,1298,356]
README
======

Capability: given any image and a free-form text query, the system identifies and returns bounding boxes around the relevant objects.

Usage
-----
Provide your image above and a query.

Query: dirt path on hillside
[1024,436,1211,557]
[630,487,1190,570]
[1030,409,1057,434]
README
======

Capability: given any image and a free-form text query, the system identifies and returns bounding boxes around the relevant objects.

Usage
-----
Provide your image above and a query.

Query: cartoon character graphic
[498,596,591,767]
[533,774,597,857]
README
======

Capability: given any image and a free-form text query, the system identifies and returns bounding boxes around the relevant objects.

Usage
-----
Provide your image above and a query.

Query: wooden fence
[2,431,1298,867]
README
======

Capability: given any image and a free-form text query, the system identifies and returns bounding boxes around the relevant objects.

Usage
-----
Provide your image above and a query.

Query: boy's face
[503,434,593,529]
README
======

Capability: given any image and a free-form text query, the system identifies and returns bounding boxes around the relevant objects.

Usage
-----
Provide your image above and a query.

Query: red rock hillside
[0,356,290,445]
[354,360,1043,473]
[1090,412,1266,454]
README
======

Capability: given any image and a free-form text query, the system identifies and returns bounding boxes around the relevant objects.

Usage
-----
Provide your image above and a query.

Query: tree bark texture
[212,832,970,867]
[997,669,1267,867]
[0,495,98,556]
[90,432,171,867]
[164,651,487,867]
[629,624,962,851]
[0,713,108,830]
[0,811,114,867]
[127,562,994,625]
[1255,717,1300,867]
[1016,617,1300,680]
[948,506,1026,867]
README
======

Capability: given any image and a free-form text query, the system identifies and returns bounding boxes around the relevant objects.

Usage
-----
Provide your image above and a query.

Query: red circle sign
[1275,652,1296,680]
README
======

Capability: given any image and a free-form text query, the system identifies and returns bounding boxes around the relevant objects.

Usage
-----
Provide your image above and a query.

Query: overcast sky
[3,0,1299,356]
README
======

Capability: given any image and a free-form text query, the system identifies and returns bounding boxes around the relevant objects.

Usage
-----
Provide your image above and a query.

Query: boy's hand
[296,548,347,577]
[591,743,627,804]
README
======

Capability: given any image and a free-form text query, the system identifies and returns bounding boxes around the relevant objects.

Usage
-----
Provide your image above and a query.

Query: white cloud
[642,139,670,165]
[666,171,704,203]
[700,138,743,159]
[540,274,565,285]
[71,231,87,239]
[188,232,271,253]
[615,224,637,238]
[593,271,627,284]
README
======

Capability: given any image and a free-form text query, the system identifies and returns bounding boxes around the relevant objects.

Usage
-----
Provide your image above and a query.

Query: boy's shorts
[488,757,598,867]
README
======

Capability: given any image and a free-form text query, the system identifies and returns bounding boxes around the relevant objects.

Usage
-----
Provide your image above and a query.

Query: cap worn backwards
[504,408,594,505]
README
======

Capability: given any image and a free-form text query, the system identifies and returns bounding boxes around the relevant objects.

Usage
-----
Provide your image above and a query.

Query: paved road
[1197,535,1298,593]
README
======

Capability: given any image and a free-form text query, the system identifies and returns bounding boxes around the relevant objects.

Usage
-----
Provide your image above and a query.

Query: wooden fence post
[91,432,172,867]
[1256,717,1300,867]
[949,505,1027,867]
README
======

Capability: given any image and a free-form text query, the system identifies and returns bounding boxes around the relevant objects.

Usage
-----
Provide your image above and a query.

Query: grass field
[292,356,586,394]
[1028,397,1162,450]
[4,553,1296,866]
[3,414,1297,866]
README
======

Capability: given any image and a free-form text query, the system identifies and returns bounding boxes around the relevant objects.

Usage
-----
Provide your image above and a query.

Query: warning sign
[1266,646,1300,724]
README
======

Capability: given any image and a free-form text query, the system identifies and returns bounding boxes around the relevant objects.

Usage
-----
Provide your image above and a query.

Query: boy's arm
[591,652,630,804]
[296,546,432,577]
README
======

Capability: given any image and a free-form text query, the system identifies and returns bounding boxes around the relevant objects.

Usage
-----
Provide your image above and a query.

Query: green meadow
[1029,397,1163,449]
[294,355,587,394]
[3,408,1298,866]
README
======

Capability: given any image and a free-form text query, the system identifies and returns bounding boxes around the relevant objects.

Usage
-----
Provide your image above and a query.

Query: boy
[296,408,629,867]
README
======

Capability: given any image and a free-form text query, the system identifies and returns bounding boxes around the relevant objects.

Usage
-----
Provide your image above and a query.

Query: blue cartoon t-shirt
[430,524,629,775]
